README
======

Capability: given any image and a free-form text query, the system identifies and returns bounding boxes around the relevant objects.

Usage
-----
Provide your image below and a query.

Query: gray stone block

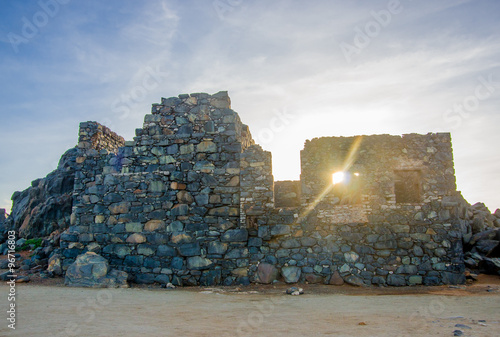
[281,266,301,283]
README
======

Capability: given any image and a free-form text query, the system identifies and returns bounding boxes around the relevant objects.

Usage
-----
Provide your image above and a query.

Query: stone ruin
[7,90,496,287]
[38,90,471,287]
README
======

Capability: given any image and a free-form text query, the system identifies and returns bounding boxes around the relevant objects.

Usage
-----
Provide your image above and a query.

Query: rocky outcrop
[464,227,500,275]
[47,254,63,276]
[467,202,500,234]
[6,147,78,238]
[65,252,129,288]
[479,257,500,275]
[0,209,7,241]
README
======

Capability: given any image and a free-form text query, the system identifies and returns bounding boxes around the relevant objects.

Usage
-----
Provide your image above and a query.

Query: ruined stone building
[57,91,468,286]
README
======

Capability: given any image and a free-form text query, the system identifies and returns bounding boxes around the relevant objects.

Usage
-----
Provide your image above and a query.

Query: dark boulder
[479,257,500,276]
[474,240,499,256]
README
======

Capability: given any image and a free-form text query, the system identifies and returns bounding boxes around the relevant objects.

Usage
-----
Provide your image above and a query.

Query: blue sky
[0,0,499,213]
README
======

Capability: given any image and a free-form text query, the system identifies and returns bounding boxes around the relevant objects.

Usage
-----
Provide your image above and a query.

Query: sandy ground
[1,276,500,337]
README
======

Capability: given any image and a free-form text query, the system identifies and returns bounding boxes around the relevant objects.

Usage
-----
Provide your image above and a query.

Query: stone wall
[60,92,468,286]
[274,181,301,207]
[242,133,466,286]
[247,195,467,286]
[240,145,274,225]
[300,134,456,224]
[62,92,255,285]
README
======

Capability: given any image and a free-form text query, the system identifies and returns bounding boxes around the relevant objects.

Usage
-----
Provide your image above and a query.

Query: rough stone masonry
[56,91,468,287]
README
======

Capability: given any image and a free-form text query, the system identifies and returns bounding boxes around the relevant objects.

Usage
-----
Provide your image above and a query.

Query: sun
[332,171,345,185]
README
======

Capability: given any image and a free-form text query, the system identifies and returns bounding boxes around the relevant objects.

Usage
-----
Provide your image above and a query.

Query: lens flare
[332,171,345,185]
[297,136,364,223]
